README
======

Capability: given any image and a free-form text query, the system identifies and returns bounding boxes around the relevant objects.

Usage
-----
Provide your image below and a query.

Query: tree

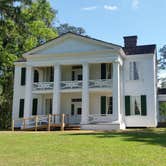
[159,45,166,70]
[0,0,32,23]
[57,23,86,35]
[159,102,166,122]
[158,45,166,87]
[0,0,58,128]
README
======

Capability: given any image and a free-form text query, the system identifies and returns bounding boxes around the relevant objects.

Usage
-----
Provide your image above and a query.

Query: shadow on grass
[65,128,166,147]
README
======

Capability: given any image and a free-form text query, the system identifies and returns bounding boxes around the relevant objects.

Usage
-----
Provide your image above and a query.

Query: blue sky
[50,0,166,77]
[50,0,166,49]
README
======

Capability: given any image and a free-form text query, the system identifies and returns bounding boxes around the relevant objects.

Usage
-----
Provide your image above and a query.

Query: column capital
[53,63,60,67]
[82,62,89,66]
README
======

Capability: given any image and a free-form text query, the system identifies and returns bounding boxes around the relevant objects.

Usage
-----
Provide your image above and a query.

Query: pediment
[23,33,121,57]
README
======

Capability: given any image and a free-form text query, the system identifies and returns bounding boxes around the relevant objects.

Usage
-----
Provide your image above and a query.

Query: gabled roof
[15,32,156,62]
[22,32,122,57]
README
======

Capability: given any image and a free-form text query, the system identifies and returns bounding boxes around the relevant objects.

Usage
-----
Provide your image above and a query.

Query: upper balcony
[33,79,112,91]
[32,63,113,92]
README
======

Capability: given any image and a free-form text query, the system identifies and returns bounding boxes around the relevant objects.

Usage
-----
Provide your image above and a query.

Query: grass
[0,128,165,166]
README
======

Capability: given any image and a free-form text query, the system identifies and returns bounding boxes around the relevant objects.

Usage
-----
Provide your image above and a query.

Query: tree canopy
[158,45,166,87]
[0,0,86,129]
[57,23,86,35]
[0,0,58,128]
[159,45,166,70]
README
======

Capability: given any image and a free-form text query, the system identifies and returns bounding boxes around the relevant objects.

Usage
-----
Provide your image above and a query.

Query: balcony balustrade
[33,82,54,91]
[33,79,112,91]
[61,81,83,89]
[89,79,112,88]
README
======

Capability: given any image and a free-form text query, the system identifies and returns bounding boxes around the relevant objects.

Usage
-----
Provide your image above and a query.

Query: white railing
[88,114,112,123]
[89,79,112,88]
[33,79,112,91]
[61,81,83,89]
[33,82,54,91]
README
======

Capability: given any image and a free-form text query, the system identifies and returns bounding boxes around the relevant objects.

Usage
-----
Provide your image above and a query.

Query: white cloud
[104,5,118,11]
[82,6,97,11]
[132,0,139,9]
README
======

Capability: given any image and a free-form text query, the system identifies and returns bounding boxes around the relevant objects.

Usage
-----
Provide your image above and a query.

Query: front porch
[15,91,121,129]
[16,60,123,130]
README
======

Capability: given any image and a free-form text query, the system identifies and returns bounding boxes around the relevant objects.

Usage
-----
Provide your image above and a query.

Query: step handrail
[12,114,69,131]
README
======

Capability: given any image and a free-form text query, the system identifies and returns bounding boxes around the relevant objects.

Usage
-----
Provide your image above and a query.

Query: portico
[21,59,122,128]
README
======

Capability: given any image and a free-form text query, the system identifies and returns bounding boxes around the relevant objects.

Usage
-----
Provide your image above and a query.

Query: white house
[12,32,159,130]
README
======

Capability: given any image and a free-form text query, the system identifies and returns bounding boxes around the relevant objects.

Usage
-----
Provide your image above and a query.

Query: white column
[81,63,89,124]
[112,61,120,122]
[24,66,33,118]
[52,64,61,115]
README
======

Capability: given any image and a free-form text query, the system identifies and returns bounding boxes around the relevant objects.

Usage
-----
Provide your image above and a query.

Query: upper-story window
[72,65,82,81]
[101,63,112,79]
[129,61,139,80]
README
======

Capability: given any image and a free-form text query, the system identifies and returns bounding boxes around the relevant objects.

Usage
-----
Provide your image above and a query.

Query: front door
[70,98,82,124]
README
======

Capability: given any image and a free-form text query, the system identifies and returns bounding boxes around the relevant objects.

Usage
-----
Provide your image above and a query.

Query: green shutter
[21,68,26,85]
[32,98,38,115]
[71,104,75,115]
[34,70,39,83]
[101,96,106,114]
[125,96,131,115]
[141,95,147,116]
[19,99,24,118]
[101,64,106,79]
[49,99,52,114]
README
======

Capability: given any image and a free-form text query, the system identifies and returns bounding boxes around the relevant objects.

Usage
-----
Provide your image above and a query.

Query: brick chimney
[123,36,137,48]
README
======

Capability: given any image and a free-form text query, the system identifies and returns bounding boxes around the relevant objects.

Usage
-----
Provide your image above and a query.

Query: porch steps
[65,125,80,130]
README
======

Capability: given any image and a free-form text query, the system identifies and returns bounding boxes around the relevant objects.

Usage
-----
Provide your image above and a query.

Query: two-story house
[12,32,158,130]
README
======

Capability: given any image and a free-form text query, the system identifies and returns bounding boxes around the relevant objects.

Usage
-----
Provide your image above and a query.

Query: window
[129,61,139,80]
[107,97,113,114]
[131,96,141,115]
[72,98,82,102]
[19,99,24,118]
[21,67,26,85]
[125,95,147,116]
[106,64,112,79]
[101,96,113,115]
[101,63,112,79]
[45,99,52,115]
[71,66,82,81]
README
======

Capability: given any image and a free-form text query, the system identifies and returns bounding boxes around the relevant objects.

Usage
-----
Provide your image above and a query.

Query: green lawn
[0,128,165,166]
